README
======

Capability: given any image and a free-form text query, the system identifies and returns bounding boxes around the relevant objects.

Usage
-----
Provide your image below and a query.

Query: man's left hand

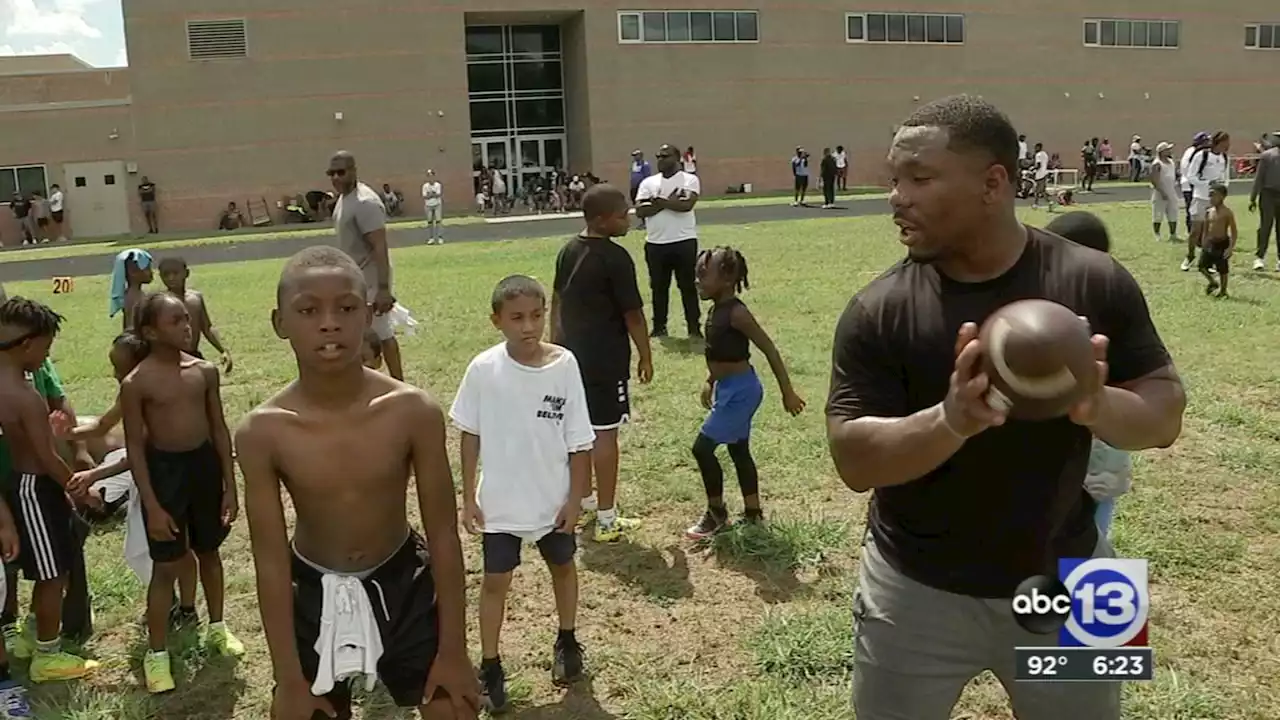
[1068,333,1110,428]
[373,288,396,315]
[423,649,481,718]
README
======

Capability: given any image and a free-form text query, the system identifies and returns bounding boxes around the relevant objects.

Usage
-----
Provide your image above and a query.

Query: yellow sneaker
[143,651,175,694]
[594,516,639,543]
[29,650,99,684]
[207,624,245,658]
[2,623,33,660]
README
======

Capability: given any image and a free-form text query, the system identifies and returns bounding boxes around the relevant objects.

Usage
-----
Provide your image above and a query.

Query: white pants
[1189,196,1211,222]
[424,204,442,223]
[1151,192,1178,224]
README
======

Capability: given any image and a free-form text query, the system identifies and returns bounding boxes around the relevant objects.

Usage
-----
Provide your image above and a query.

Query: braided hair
[698,246,751,294]
[0,297,64,338]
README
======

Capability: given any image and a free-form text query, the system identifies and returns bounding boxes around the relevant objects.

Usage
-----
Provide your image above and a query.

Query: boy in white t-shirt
[450,275,595,714]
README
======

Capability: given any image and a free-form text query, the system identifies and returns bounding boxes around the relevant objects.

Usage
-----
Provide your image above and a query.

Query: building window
[0,165,48,202]
[1245,23,1279,49]
[846,13,963,44]
[1083,19,1179,48]
[617,11,760,43]
[186,18,248,60]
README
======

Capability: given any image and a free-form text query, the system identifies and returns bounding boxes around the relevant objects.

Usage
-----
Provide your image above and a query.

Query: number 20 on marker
[52,277,74,295]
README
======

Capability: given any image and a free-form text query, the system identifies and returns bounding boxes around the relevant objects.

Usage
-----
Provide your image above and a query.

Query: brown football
[978,299,1096,421]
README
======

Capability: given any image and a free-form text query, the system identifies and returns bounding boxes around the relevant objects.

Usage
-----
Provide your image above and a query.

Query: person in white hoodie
[1182,131,1231,272]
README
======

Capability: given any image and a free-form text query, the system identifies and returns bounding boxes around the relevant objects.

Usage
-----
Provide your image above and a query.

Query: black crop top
[705,298,751,363]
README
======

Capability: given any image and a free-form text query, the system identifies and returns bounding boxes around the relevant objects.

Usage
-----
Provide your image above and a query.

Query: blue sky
[0,0,126,68]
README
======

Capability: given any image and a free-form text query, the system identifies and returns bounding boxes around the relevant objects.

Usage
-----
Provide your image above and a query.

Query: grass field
[3,198,1279,719]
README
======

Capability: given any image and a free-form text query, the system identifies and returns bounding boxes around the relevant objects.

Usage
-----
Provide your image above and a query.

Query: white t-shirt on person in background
[421,181,442,208]
[1178,147,1197,193]
[635,171,701,245]
[834,150,848,169]
[1189,149,1228,200]
[1018,140,1028,160]
[49,190,64,213]
[1034,151,1050,180]
[449,343,596,540]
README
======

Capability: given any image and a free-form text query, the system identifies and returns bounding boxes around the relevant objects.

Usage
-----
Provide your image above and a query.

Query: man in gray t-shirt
[328,150,404,379]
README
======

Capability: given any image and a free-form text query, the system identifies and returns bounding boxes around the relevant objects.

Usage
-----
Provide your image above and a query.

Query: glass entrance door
[515,135,566,193]
[472,138,512,194]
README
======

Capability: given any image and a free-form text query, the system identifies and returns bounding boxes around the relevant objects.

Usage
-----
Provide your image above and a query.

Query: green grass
[0,187,892,264]
[4,198,1280,718]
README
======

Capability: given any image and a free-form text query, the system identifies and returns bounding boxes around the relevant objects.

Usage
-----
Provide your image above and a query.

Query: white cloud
[5,0,102,39]
[0,40,78,55]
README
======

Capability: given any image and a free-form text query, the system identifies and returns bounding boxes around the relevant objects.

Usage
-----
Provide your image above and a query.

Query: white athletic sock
[581,494,598,512]
[597,507,617,527]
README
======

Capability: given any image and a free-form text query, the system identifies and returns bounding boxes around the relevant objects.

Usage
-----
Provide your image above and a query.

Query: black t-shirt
[827,227,1171,598]
[139,183,157,202]
[10,199,30,218]
[553,234,644,385]
[821,155,838,179]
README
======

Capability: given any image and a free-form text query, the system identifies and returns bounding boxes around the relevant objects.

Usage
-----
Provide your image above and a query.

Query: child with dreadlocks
[686,247,806,539]
[0,297,99,685]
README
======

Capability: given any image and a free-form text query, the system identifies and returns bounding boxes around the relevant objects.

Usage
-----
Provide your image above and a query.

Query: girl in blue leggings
[686,246,806,540]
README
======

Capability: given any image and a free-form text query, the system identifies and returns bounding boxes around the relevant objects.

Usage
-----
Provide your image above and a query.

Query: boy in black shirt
[550,184,654,542]
[826,95,1184,720]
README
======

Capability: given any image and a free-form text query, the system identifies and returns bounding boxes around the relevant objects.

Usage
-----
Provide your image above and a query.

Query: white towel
[384,302,419,337]
[311,574,384,696]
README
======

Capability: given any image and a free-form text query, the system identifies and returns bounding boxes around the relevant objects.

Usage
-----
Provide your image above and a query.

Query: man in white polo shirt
[635,143,702,339]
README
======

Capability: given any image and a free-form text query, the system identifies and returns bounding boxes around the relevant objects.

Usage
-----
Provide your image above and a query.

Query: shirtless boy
[158,257,233,372]
[113,249,154,332]
[1198,183,1239,298]
[0,298,96,684]
[236,246,478,720]
[120,293,243,694]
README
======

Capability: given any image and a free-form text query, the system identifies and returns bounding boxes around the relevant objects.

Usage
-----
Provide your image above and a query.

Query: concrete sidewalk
[0,183,1175,283]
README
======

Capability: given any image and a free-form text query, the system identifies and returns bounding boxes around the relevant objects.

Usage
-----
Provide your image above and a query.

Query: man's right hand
[145,505,180,541]
[940,322,1008,438]
[273,680,337,719]
[1249,200,1257,213]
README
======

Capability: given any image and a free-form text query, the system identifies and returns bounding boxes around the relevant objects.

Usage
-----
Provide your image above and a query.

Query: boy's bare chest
[277,424,412,492]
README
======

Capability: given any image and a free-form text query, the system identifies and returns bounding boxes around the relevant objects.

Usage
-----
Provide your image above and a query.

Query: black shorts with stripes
[6,472,75,582]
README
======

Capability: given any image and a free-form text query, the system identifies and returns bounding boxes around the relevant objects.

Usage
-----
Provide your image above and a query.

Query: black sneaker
[479,660,509,713]
[552,635,584,686]
[650,328,669,338]
[688,327,704,340]
[685,506,730,540]
[741,508,765,525]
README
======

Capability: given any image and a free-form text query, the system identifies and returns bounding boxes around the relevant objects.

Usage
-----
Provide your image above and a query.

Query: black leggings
[691,433,759,502]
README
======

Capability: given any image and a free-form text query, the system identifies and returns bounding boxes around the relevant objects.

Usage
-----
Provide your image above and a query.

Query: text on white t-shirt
[448,343,596,538]
[635,171,701,245]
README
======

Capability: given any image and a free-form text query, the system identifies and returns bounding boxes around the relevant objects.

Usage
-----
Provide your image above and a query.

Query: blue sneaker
[0,679,33,718]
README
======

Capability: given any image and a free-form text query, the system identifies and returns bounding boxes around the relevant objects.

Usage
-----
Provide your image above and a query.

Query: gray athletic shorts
[851,531,1121,720]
